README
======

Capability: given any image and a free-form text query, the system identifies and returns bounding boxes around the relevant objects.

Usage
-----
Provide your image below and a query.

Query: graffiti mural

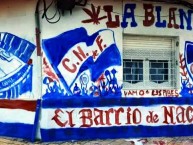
[0,33,35,99]
[42,27,122,99]
[32,1,193,142]
[3,0,193,143]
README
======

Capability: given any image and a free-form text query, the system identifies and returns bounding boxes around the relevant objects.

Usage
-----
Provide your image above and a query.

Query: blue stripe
[0,122,35,140]
[42,97,193,108]
[31,99,41,142]
[40,125,193,142]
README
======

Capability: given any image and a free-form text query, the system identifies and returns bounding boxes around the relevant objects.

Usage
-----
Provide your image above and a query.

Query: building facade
[1,0,193,142]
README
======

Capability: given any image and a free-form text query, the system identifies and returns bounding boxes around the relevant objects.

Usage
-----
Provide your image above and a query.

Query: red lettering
[143,4,155,26]
[96,35,104,52]
[67,110,75,127]
[103,5,120,28]
[79,109,93,127]
[114,107,124,125]
[139,90,145,96]
[170,90,174,96]
[62,58,77,73]
[126,107,141,124]
[146,111,159,123]
[132,90,137,95]
[105,108,114,125]
[128,90,134,95]
[152,90,162,96]
[176,106,186,123]
[152,90,157,96]
[52,109,75,127]
[186,106,193,122]
[162,90,166,96]
[73,46,86,62]
[133,108,141,124]
[52,109,67,127]
[94,108,105,125]
[126,107,132,124]
[124,91,127,97]
[162,106,176,124]
[175,90,179,97]
[168,8,179,29]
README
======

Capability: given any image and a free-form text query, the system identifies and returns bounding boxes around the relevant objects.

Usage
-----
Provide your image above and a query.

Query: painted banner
[0,32,35,99]
[0,99,40,141]
[42,27,121,97]
[40,97,193,142]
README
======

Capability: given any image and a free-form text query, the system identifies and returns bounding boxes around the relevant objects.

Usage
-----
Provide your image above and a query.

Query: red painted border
[0,100,37,112]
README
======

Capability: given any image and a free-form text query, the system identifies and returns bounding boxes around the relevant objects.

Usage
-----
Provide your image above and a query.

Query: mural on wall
[0,33,35,99]
[30,1,193,142]
[42,27,122,99]
[40,30,193,142]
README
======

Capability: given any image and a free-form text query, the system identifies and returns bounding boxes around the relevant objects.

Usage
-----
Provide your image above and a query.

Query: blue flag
[42,27,121,94]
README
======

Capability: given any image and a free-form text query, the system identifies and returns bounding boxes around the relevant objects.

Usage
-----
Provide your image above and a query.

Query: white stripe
[41,105,193,129]
[0,108,35,124]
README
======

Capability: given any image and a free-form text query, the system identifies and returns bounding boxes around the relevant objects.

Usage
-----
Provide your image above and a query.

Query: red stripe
[0,100,37,112]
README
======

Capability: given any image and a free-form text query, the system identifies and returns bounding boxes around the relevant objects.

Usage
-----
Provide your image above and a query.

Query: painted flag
[0,99,40,141]
[0,32,36,99]
[42,27,121,94]
[185,41,193,81]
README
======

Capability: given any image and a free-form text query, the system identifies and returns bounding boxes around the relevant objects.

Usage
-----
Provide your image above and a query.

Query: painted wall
[1,0,193,142]
[2,0,192,99]
[40,0,193,98]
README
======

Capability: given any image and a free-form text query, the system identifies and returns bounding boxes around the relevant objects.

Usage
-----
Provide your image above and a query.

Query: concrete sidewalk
[1,137,193,145]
